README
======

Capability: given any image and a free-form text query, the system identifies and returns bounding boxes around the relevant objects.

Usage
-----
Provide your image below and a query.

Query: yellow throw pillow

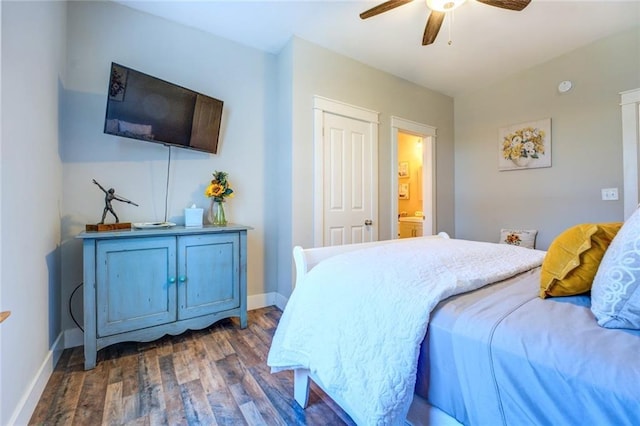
[539,223,622,298]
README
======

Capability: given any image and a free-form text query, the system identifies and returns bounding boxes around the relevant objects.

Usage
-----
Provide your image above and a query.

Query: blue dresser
[77,224,250,369]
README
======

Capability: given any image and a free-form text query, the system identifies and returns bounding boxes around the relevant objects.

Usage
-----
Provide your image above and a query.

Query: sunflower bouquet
[205,171,234,226]
[205,171,234,202]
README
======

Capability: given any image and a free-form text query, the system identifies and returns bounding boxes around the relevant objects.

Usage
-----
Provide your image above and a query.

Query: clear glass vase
[208,199,227,226]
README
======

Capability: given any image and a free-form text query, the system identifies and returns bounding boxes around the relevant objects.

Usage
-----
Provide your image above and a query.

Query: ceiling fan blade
[475,0,531,11]
[360,0,414,20]
[422,11,445,45]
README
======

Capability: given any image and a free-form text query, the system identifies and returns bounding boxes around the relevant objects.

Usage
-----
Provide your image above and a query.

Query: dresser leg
[240,311,248,329]
[84,350,96,370]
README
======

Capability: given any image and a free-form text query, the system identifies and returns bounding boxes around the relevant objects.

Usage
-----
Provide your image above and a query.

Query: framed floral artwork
[398,161,409,178]
[498,118,551,171]
[399,183,409,200]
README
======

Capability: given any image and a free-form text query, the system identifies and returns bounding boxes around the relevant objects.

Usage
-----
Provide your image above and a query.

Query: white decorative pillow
[499,229,537,249]
[591,208,640,329]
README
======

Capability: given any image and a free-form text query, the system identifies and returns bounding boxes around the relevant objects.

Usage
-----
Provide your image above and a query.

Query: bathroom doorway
[397,133,424,238]
[391,117,436,239]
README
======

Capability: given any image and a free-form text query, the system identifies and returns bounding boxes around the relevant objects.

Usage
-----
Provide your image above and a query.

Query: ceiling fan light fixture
[362,0,530,46]
[425,0,466,12]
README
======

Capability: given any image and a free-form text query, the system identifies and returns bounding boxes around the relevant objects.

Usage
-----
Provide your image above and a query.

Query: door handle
[364,219,373,226]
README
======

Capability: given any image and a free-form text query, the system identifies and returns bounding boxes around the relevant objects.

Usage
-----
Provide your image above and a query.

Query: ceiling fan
[360,0,531,46]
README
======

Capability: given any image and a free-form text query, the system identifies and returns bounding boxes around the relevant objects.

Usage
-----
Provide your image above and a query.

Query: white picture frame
[398,161,409,178]
[399,183,409,200]
[498,118,552,171]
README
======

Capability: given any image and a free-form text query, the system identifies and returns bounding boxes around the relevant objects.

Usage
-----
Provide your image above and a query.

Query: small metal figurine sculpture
[93,179,139,224]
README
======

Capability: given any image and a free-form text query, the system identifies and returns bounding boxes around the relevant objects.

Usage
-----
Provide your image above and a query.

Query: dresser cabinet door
[177,233,240,320]
[96,236,176,337]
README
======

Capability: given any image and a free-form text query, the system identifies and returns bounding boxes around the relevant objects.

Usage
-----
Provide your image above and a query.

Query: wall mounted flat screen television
[104,62,223,154]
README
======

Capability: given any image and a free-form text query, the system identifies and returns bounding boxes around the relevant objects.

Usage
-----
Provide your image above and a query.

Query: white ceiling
[115,0,640,97]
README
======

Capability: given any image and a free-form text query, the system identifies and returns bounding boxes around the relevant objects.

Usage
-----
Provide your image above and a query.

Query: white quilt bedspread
[267,237,546,425]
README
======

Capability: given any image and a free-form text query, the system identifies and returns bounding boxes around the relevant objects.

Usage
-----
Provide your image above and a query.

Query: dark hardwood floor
[30,307,355,425]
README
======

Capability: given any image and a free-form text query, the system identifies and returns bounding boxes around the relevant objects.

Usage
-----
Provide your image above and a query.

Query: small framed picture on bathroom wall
[399,183,409,200]
[398,161,409,178]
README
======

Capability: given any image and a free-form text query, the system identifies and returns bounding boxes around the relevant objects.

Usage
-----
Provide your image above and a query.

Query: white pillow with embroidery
[591,208,640,329]
[499,229,537,249]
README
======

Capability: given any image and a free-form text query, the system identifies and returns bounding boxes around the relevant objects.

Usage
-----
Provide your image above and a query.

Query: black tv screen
[104,62,223,154]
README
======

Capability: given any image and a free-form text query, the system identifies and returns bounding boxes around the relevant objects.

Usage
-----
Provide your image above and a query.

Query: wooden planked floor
[30,307,356,426]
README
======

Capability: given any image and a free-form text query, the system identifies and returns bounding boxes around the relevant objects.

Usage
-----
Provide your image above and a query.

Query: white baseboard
[8,331,65,426]
[247,291,287,310]
[247,291,277,311]
[64,325,84,348]
[274,292,289,310]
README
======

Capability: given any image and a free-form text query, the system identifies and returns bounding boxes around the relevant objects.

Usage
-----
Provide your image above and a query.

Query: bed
[267,218,640,425]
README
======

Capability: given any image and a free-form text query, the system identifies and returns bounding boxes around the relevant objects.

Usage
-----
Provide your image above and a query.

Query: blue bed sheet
[416,267,640,425]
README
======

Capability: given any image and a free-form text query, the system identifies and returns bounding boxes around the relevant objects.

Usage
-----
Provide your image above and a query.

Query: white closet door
[313,96,379,247]
[322,112,375,246]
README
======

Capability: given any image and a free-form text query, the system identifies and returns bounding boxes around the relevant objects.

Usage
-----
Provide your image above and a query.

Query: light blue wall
[61,1,277,331]
[273,41,294,302]
[455,27,640,250]
[1,1,66,423]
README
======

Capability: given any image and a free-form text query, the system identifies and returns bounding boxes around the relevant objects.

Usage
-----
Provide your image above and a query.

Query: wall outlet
[601,188,619,201]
